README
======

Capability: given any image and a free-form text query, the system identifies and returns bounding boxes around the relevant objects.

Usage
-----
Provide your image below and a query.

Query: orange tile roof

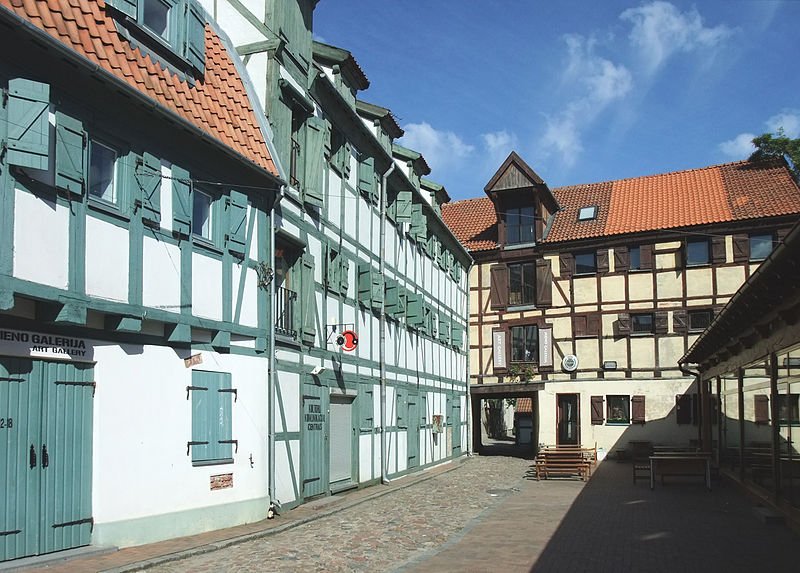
[442,197,497,251]
[515,397,532,414]
[1,0,278,177]
[443,159,800,250]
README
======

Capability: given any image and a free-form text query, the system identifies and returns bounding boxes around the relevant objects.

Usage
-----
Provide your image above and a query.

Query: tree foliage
[749,129,800,181]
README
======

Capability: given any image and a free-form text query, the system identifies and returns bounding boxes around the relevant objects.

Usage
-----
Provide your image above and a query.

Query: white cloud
[620,1,733,74]
[766,110,800,139]
[538,35,632,167]
[398,122,474,172]
[482,130,519,165]
[719,133,755,159]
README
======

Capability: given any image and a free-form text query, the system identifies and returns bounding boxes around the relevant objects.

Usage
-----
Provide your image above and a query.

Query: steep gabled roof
[312,41,370,91]
[546,159,800,243]
[443,159,800,253]
[0,0,278,177]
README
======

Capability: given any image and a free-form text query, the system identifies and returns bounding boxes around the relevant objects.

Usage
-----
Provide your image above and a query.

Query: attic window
[577,206,598,221]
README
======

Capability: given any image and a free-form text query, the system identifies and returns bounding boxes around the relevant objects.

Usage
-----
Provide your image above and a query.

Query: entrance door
[407,392,419,469]
[329,395,355,491]
[556,394,580,445]
[1,357,94,562]
[301,382,328,499]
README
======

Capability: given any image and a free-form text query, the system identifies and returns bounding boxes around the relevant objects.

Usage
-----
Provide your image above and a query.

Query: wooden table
[650,454,711,490]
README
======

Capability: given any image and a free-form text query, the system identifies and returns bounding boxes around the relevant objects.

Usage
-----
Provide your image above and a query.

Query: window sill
[193,237,222,256]
[503,242,536,251]
[507,304,537,312]
[192,458,234,467]
[606,421,630,426]
[88,198,129,222]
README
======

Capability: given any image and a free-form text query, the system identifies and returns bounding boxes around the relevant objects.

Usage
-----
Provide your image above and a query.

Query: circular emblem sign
[562,354,579,372]
[336,330,359,352]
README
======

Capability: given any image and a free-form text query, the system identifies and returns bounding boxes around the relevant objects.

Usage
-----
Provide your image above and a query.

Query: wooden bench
[534,445,594,481]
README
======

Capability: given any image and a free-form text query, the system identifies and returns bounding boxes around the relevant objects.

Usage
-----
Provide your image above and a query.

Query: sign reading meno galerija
[0,328,94,362]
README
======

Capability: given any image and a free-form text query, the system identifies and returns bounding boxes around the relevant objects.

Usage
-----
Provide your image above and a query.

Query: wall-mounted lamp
[602,361,618,370]
[311,365,326,376]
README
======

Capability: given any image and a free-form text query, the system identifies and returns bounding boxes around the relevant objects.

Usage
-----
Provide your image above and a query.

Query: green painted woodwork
[166,323,191,343]
[54,112,86,196]
[396,390,408,430]
[299,252,316,346]
[357,155,378,205]
[451,322,464,350]
[303,117,326,207]
[184,0,206,73]
[105,0,137,18]
[409,204,427,243]
[0,358,93,561]
[358,383,374,433]
[356,264,382,312]
[190,370,234,465]
[394,191,412,224]
[138,153,161,226]
[439,312,451,345]
[6,79,50,171]
[407,392,419,469]
[211,330,231,352]
[301,382,328,499]
[0,91,11,280]
[171,165,191,237]
[450,393,462,453]
[233,208,257,325]
[325,245,340,295]
[226,190,248,255]
[339,257,350,297]
[274,377,300,500]
[105,315,142,333]
[54,301,87,325]
[405,293,423,329]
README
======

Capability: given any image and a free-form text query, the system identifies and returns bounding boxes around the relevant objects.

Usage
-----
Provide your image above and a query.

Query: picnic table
[650,452,712,490]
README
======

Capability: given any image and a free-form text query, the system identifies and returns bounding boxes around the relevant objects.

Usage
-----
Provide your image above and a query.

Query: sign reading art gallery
[0,328,95,363]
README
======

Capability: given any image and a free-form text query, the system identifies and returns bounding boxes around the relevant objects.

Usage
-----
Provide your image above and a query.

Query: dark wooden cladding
[559,253,574,279]
[535,258,553,307]
[711,235,726,264]
[640,244,653,270]
[597,249,609,274]
[613,313,631,337]
[654,311,668,334]
[673,309,688,334]
[489,264,509,309]
[732,234,749,262]
[631,395,646,424]
[590,396,604,424]
[614,246,629,272]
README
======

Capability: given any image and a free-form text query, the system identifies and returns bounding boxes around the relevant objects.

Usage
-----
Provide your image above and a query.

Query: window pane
[143,0,171,38]
[519,207,535,243]
[631,313,653,333]
[524,325,538,362]
[688,310,712,331]
[523,263,536,304]
[511,326,524,362]
[749,234,773,261]
[686,240,709,265]
[629,246,640,270]
[509,264,522,306]
[89,141,116,203]
[607,395,630,423]
[575,252,596,274]
[506,207,535,245]
[193,191,212,239]
[511,325,538,362]
[506,224,520,245]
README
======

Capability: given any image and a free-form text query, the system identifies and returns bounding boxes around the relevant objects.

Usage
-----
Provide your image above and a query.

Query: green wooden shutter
[325,245,340,294]
[385,279,399,316]
[300,252,317,346]
[359,383,374,433]
[451,322,464,349]
[54,112,86,196]
[410,204,425,241]
[370,269,383,311]
[358,155,375,203]
[396,390,408,429]
[184,0,206,73]
[138,152,161,225]
[191,371,234,463]
[171,164,192,236]
[406,292,423,328]
[303,117,326,207]
[7,78,50,170]
[357,263,372,308]
[191,381,211,462]
[439,311,451,344]
[395,191,412,223]
[212,373,234,461]
[227,190,247,255]
[105,0,137,18]
[339,257,350,296]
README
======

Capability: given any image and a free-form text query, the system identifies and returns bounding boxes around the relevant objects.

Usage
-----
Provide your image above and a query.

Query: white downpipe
[268,185,285,509]
[380,162,395,484]
[465,261,474,455]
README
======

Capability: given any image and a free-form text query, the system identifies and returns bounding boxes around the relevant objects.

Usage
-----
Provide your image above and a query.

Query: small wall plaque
[210,473,233,490]
[184,353,203,368]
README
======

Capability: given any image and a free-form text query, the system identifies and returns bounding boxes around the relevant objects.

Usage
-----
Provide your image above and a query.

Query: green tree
[749,129,800,181]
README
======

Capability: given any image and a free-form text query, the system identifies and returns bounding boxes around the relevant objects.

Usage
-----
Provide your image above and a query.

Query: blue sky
[314,1,800,201]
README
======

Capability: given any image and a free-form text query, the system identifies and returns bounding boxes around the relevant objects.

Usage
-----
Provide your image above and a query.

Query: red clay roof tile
[1,0,277,177]
[442,197,498,252]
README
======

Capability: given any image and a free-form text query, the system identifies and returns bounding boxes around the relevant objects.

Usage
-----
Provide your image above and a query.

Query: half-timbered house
[443,151,800,455]
[0,0,284,559]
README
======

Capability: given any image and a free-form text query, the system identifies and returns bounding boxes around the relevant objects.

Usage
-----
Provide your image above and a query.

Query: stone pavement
[7,455,800,572]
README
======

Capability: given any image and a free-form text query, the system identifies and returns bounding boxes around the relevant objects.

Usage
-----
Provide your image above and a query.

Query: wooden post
[769,353,781,503]
[701,377,713,453]
[716,376,722,465]
[738,367,745,482]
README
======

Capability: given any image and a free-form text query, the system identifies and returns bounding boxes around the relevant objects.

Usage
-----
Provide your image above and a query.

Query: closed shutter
[406,293,423,328]
[7,78,50,170]
[535,258,553,307]
[676,394,692,424]
[754,394,770,424]
[732,234,749,262]
[339,257,350,295]
[105,0,137,18]
[359,384,374,433]
[370,268,383,311]
[358,155,376,203]
[171,164,192,237]
[190,371,235,463]
[573,315,587,337]
[303,117,326,207]
[597,249,609,274]
[191,383,212,462]
[489,264,509,310]
[226,190,248,255]
[139,152,162,225]
[614,246,629,272]
[325,246,340,294]
[591,396,604,425]
[395,191,413,223]
[300,252,316,346]
[613,313,631,336]
[357,263,371,308]
[55,112,86,196]
[711,235,726,264]
[654,311,668,334]
[396,391,407,429]
[439,312,451,344]
[559,253,574,279]
[184,0,206,73]
[385,279,399,316]
[640,244,653,270]
[673,309,688,334]
[587,313,601,336]
[451,323,464,350]
[631,395,646,424]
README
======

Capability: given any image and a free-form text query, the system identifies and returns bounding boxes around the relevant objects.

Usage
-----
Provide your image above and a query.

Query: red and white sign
[337,330,359,352]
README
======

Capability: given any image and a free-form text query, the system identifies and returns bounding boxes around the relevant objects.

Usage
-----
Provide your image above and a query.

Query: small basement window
[631,313,654,334]
[577,205,598,221]
[688,309,714,332]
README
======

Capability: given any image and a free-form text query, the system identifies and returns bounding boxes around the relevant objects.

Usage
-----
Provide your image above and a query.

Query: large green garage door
[0,357,94,562]
[301,381,328,499]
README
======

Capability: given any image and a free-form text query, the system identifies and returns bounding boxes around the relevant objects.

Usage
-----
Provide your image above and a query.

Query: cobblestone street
[149,456,533,573]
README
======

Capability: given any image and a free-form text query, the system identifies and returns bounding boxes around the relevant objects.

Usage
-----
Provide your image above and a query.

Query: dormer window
[506,206,535,245]
[143,0,172,39]
[577,205,598,221]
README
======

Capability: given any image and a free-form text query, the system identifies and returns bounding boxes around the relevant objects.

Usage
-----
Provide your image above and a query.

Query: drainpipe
[268,185,285,512]
[380,162,395,484]
[465,261,474,455]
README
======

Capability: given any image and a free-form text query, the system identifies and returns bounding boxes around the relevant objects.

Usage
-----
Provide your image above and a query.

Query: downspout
[465,261,475,455]
[380,162,396,484]
[268,185,286,513]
